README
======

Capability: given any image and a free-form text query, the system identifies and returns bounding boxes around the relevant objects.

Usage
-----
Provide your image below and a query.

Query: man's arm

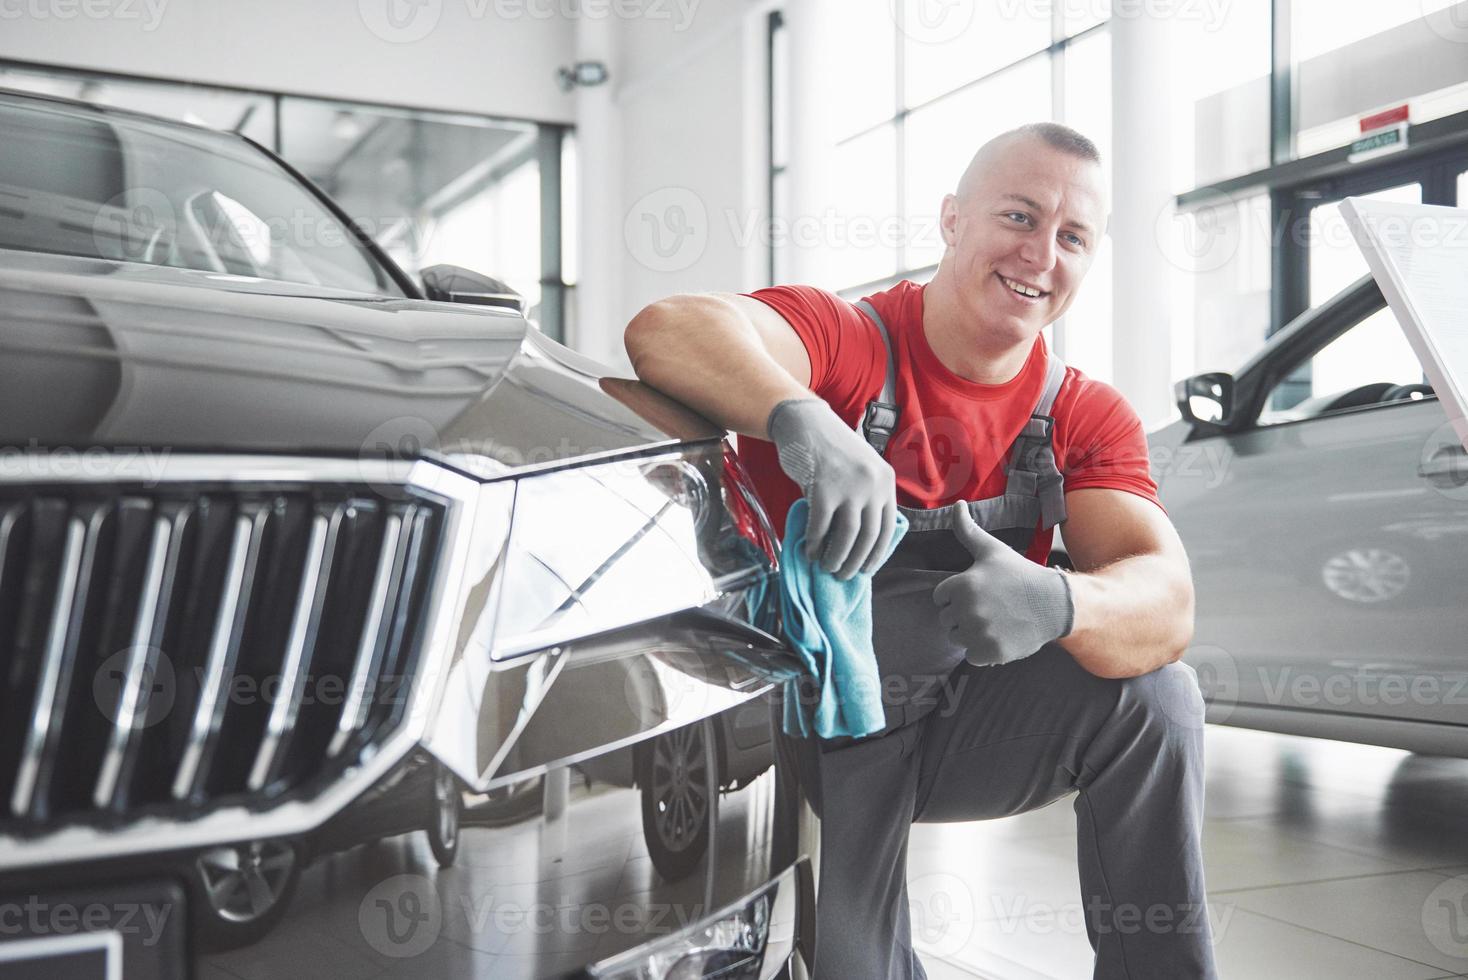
[624,293,812,439]
[1054,488,1195,679]
[624,292,897,578]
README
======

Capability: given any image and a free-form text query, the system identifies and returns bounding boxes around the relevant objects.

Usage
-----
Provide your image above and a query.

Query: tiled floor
[906,726,1468,979]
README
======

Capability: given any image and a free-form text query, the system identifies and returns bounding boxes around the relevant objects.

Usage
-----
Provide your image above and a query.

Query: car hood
[0,251,712,474]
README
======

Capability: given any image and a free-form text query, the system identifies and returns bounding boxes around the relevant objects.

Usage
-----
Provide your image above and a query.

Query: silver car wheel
[1321,546,1411,603]
[197,840,296,924]
[651,724,709,853]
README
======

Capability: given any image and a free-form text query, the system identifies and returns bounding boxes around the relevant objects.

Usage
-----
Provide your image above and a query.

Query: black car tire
[637,722,716,882]
[427,765,463,870]
[190,839,301,951]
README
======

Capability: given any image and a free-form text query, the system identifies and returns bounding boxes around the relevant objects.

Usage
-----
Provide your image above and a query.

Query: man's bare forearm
[1057,554,1195,678]
[624,294,812,439]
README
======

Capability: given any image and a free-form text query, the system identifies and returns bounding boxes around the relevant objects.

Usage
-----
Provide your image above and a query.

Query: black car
[0,88,810,979]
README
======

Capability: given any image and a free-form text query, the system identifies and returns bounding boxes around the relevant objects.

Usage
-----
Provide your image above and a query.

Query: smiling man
[624,123,1219,979]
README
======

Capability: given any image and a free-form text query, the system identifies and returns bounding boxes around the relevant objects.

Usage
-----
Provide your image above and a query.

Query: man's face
[938,137,1107,346]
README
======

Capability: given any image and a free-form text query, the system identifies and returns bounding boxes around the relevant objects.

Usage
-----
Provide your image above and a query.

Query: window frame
[1237,278,1440,433]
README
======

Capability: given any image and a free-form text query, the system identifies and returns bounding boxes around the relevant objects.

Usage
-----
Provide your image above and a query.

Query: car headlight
[586,860,800,980]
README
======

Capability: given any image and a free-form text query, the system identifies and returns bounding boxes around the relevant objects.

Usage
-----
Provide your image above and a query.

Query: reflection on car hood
[0,251,696,471]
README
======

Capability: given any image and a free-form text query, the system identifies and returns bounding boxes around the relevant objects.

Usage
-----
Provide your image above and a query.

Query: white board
[1342,197,1468,451]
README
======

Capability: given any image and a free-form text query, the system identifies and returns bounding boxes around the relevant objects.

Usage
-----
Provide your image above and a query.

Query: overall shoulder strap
[1003,346,1069,530]
[853,300,899,454]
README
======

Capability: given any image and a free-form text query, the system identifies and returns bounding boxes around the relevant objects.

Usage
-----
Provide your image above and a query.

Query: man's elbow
[624,298,679,372]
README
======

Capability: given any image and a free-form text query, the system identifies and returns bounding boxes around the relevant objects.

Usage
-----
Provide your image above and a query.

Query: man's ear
[939,193,960,247]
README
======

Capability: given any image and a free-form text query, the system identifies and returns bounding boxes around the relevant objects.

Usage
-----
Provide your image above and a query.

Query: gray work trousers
[778,641,1219,980]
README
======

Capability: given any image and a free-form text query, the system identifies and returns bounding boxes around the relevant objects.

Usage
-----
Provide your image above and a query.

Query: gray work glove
[767,397,897,580]
[932,502,1074,666]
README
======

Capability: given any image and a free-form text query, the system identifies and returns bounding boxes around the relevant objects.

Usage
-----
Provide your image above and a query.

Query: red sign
[1360,104,1410,133]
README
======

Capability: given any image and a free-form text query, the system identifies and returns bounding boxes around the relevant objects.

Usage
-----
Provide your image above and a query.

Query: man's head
[935,122,1108,348]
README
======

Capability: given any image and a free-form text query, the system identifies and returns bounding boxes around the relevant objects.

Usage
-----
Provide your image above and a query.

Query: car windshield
[0,95,403,296]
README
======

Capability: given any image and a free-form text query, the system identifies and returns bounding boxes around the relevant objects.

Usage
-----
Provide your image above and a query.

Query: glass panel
[771,13,792,165]
[562,132,579,287]
[1258,306,1427,425]
[1065,0,1109,37]
[1293,1,1468,157]
[0,66,276,148]
[829,5,896,139]
[279,98,543,313]
[1063,29,1112,188]
[0,95,398,295]
[826,125,899,289]
[772,170,791,285]
[1170,0,1271,191]
[903,57,1052,270]
[1169,193,1272,384]
[1059,235,1113,384]
[901,0,1051,108]
[1308,184,1421,308]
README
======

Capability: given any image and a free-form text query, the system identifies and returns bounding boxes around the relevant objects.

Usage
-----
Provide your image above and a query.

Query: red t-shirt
[736,280,1163,565]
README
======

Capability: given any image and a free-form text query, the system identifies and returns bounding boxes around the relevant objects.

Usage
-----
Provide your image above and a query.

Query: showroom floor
[909,725,1468,979]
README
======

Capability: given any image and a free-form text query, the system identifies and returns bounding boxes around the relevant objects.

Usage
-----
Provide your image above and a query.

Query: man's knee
[1118,660,1207,742]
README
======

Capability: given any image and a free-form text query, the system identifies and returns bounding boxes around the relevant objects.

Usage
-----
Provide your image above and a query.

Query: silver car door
[1167,296,1468,725]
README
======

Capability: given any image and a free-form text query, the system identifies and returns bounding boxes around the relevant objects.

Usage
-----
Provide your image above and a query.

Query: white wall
[572,0,771,368]
[0,0,575,123]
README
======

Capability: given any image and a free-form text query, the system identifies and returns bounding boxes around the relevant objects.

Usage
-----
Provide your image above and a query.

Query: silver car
[1151,274,1468,755]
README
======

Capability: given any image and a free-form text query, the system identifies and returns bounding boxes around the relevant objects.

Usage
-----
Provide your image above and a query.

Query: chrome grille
[0,482,442,834]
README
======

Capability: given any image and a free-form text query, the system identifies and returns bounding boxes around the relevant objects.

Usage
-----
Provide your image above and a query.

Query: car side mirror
[1175,371,1234,429]
[421,264,526,315]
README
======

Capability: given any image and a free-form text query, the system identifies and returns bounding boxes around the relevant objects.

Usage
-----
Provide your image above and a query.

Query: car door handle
[1418,447,1468,482]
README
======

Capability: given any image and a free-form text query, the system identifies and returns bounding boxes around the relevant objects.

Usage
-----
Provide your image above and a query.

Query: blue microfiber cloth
[779,500,909,740]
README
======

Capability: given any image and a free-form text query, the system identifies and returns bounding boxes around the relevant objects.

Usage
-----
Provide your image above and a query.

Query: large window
[0,64,572,340]
[769,5,1113,376]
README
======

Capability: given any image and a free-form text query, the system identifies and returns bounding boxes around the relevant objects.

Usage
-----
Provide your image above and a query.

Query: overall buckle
[862,400,900,454]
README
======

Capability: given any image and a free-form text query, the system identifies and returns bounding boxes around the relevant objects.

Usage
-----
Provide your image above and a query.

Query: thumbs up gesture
[932,502,1076,667]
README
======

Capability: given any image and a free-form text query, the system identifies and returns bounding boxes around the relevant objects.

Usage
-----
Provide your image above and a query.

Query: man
[624,122,1218,979]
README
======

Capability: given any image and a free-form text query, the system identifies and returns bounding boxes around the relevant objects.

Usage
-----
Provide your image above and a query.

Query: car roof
[0,85,245,142]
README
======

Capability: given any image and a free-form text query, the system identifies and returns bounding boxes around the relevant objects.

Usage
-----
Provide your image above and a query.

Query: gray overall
[776,301,1219,979]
